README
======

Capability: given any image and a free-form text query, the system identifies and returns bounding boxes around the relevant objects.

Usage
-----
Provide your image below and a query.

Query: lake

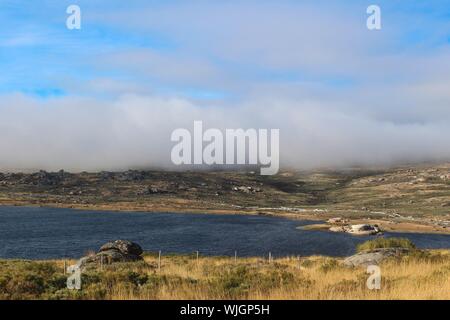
[0,206,449,259]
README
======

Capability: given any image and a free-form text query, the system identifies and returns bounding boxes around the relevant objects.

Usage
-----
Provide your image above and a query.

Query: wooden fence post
[158,250,161,272]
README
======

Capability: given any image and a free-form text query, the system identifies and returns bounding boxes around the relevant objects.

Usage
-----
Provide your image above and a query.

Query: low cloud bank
[1,93,449,172]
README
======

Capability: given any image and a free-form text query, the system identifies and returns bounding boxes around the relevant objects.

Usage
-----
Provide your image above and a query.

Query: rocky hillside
[0,163,449,225]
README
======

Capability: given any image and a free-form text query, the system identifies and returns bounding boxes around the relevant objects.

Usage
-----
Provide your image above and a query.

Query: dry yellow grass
[106,250,450,300]
[1,250,449,300]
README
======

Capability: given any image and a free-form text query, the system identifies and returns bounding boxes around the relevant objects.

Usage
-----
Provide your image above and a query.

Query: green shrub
[319,259,340,273]
[127,271,148,286]
[212,265,296,298]
[0,261,69,299]
[217,266,251,297]
[357,237,416,252]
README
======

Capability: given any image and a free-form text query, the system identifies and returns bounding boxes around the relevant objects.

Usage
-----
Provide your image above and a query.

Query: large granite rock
[347,224,381,235]
[329,224,382,235]
[343,248,410,267]
[99,240,143,256]
[76,240,144,269]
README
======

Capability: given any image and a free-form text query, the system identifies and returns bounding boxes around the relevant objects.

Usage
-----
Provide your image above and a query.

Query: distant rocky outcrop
[117,170,147,182]
[18,170,70,186]
[76,240,144,270]
[327,217,348,225]
[343,247,410,267]
[232,186,262,193]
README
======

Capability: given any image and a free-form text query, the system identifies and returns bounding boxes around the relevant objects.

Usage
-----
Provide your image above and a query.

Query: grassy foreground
[1,249,449,300]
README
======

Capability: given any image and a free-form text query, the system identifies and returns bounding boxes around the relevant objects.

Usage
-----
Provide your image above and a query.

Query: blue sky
[0,1,449,170]
[0,0,448,99]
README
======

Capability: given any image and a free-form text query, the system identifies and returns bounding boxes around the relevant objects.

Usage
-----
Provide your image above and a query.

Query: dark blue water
[0,206,449,259]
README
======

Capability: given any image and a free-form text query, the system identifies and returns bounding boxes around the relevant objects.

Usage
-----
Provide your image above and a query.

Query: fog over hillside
[1,91,450,172]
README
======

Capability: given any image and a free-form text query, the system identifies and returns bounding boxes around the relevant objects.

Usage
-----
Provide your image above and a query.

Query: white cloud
[1,91,450,172]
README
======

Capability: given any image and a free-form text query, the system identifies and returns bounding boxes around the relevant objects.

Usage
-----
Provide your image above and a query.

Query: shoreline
[1,202,449,235]
[2,247,450,262]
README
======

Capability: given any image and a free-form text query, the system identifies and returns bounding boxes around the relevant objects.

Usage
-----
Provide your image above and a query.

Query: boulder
[329,226,346,232]
[99,240,143,256]
[76,240,144,269]
[343,248,410,267]
[347,224,381,235]
[329,223,382,235]
[327,217,348,225]
[77,250,142,268]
